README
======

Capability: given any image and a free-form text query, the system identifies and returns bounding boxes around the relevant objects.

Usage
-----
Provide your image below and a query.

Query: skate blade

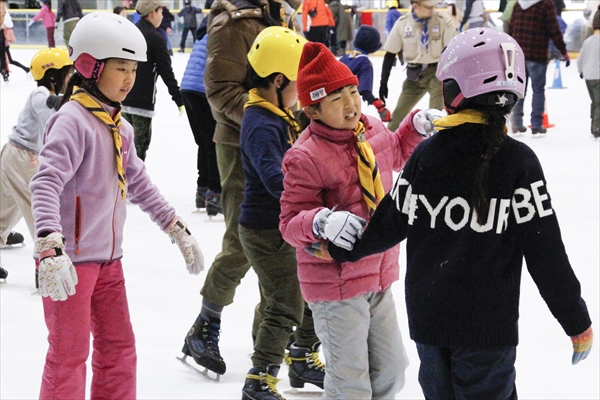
[205,214,224,222]
[176,355,221,382]
[284,388,323,397]
[0,243,25,250]
[192,208,207,214]
[0,279,6,284]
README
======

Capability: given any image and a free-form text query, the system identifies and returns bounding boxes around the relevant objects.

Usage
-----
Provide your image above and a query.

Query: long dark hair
[37,64,71,95]
[59,71,83,108]
[460,99,514,225]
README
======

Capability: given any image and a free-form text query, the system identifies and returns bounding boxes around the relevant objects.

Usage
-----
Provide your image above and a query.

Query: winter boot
[242,365,285,400]
[182,314,226,375]
[6,231,24,246]
[196,187,207,209]
[285,342,325,389]
[206,191,222,217]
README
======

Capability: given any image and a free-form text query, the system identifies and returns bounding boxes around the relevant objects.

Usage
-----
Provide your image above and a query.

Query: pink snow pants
[39,260,136,400]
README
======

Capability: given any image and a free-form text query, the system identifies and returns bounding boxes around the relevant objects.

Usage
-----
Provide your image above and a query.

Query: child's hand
[571,326,593,365]
[35,233,78,301]
[313,208,366,251]
[166,217,204,275]
[412,108,445,138]
[373,99,392,122]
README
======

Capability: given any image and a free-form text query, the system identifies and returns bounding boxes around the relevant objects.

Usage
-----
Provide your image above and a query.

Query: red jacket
[279,111,422,302]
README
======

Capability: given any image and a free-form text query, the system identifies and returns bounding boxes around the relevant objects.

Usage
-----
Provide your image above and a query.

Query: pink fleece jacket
[279,111,422,302]
[32,4,56,28]
[31,96,176,263]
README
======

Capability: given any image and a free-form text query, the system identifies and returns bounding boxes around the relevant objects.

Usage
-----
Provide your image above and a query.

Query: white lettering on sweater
[391,179,553,233]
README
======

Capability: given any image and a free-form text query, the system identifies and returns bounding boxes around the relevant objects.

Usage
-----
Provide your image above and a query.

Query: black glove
[580,72,584,79]
[379,83,388,102]
[380,52,396,102]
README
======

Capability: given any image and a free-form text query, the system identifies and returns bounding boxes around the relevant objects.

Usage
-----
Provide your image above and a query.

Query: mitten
[412,108,445,137]
[166,217,204,275]
[373,99,392,122]
[35,233,78,301]
[571,326,593,365]
[178,105,185,117]
[562,52,570,68]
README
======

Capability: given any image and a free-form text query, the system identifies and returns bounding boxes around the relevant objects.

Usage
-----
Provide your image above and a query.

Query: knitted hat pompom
[297,42,359,107]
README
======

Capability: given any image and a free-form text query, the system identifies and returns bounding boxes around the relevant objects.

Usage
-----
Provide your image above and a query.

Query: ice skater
[327,28,593,398]
[30,12,204,399]
[279,41,432,399]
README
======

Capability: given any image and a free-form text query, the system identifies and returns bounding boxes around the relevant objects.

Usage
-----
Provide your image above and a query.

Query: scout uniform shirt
[384,10,456,66]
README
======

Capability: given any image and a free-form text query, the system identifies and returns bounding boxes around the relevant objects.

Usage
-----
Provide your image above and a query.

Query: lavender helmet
[436,28,526,113]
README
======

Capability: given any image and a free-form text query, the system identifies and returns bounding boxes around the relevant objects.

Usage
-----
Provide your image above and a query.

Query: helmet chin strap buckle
[74,53,105,82]
[500,42,516,82]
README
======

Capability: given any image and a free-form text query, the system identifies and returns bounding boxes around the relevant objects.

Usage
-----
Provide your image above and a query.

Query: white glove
[412,108,445,137]
[166,217,204,275]
[35,233,78,301]
[313,208,367,251]
[28,20,35,28]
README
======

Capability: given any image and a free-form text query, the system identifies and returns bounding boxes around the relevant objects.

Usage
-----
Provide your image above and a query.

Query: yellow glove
[179,105,185,117]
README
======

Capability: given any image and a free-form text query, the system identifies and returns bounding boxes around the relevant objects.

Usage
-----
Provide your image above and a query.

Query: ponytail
[469,103,513,225]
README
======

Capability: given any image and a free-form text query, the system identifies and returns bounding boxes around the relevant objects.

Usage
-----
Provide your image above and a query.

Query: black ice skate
[0,266,8,283]
[195,187,207,210]
[1,231,25,249]
[242,365,285,400]
[177,314,226,382]
[284,342,325,395]
[206,191,222,218]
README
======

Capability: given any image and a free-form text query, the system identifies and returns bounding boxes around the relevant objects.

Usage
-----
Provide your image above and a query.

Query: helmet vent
[122,48,135,55]
[483,76,497,84]
[473,41,486,48]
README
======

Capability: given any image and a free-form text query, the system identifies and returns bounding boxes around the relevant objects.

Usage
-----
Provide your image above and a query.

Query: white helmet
[69,12,147,80]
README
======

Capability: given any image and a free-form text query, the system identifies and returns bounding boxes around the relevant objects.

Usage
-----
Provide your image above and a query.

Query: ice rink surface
[1,48,598,399]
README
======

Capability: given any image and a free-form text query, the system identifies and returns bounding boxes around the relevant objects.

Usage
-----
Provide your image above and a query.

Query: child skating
[30,12,204,399]
[327,28,593,398]
[279,41,436,399]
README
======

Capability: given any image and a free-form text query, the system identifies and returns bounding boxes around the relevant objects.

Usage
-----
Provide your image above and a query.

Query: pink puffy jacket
[279,111,422,302]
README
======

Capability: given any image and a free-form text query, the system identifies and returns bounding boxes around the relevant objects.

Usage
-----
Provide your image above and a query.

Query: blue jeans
[512,61,548,129]
[416,343,517,400]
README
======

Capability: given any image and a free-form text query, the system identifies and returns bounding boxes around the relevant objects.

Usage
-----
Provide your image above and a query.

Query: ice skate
[283,343,325,396]
[194,187,207,212]
[0,266,8,283]
[242,365,285,400]
[1,231,25,249]
[205,191,222,220]
[177,314,226,382]
[511,125,526,136]
[531,127,547,138]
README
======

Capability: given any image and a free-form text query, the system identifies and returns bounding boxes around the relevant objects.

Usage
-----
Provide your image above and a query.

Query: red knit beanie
[297,42,359,107]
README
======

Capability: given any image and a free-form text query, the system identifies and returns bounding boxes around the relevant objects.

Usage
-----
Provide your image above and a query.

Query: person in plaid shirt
[508,0,570,136]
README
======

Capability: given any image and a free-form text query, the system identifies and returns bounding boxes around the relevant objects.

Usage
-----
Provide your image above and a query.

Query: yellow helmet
[30,48,73,81]
[247,26,307,81]
[386,0,399,7]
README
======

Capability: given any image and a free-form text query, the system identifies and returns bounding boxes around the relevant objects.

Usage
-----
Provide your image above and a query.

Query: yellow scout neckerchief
[354,121,385,216]
[244,88,301,145]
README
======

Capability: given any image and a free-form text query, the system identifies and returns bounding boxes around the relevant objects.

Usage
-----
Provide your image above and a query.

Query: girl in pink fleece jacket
[30,13,204,399]
[279,42,438,399]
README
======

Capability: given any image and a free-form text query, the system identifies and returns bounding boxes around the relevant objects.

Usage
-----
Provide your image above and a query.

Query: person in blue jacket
[339,25,392,123]
[180,16,222,216]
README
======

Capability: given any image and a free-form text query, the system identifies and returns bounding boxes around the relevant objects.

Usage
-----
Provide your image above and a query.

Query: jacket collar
[307,114,373,143]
